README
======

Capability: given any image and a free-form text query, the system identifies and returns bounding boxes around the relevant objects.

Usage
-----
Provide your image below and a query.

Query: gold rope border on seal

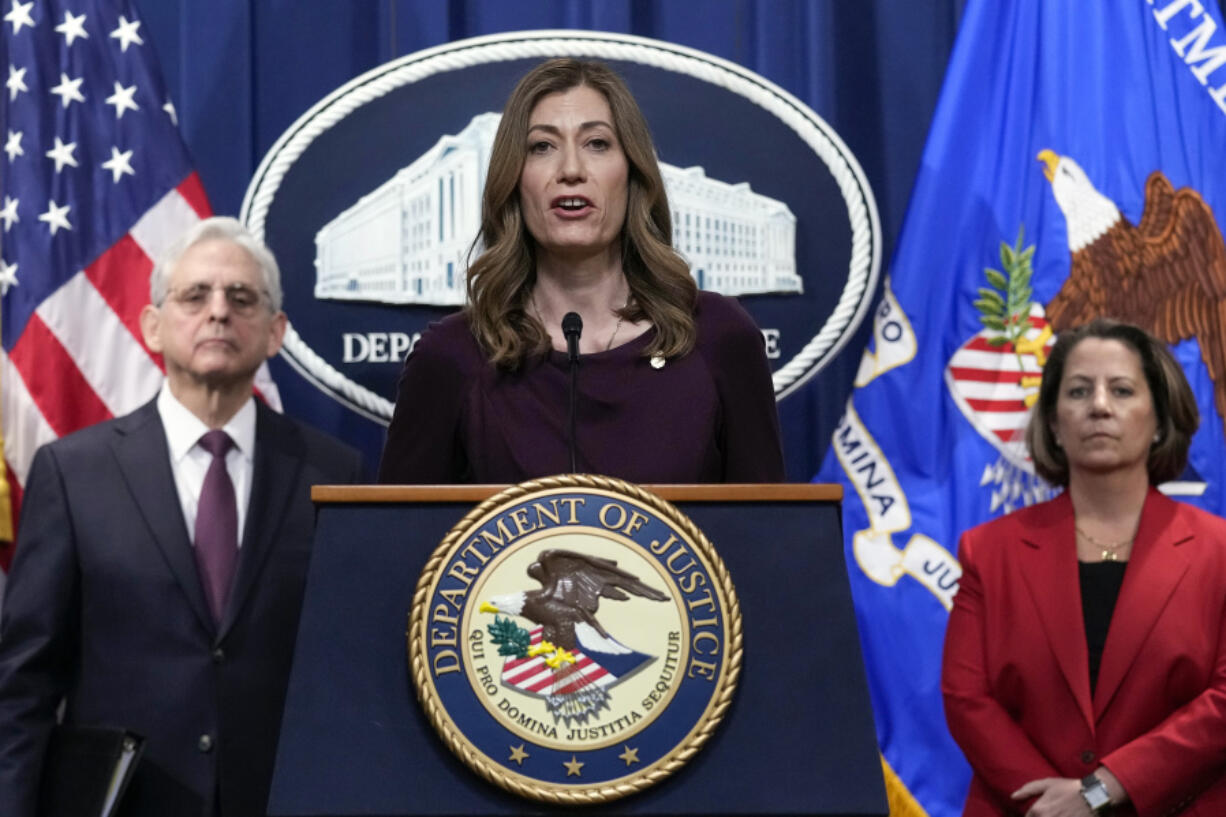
[407,474,744,805]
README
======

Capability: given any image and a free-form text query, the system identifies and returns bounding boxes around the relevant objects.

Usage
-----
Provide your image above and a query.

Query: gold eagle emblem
[1039,150,1226,429]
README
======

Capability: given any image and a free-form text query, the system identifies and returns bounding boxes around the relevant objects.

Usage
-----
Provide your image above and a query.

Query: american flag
[0,0,278,589]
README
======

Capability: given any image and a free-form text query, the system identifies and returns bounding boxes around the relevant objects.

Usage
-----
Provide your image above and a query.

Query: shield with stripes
[945,309,1056,513]
[498,626,654,723]
[945,310,1054,467]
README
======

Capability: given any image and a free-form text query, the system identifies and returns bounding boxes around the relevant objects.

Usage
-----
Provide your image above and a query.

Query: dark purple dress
[377,291,785,484]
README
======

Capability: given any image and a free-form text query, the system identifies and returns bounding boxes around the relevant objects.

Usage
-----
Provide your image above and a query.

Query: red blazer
[942,489,1226,817]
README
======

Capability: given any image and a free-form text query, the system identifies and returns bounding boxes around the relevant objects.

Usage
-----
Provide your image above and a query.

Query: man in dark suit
[0,216,364,816]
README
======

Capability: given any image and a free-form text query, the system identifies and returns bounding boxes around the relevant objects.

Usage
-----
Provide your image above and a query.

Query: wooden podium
[268,484,887,816]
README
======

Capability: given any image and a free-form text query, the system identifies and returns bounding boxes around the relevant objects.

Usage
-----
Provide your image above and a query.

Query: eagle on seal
[1038,150,1226,428]
[481,549,668,724]
[481,548,667,656]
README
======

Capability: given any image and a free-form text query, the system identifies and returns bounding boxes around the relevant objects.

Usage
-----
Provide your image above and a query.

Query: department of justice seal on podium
[408,476,742,804]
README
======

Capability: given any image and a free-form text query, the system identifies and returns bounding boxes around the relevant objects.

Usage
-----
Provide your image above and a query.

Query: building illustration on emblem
[314,113,802,304]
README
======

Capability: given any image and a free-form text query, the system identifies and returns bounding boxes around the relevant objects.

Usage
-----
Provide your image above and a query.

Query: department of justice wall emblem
[408,476,741,804]
[242,30,880,426]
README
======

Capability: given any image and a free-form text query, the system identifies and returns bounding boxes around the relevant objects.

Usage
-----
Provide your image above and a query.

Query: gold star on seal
[508,744,529,765]
[618,745,640,766]
[563,755,584,777]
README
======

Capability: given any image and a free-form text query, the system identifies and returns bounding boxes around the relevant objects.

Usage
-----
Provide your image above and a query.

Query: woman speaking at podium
[378,59,784,484]
[942,319,1226,816]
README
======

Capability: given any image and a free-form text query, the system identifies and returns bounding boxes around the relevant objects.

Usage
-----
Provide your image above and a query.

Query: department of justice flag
[0,0,277,590]
[817,2,1226,815]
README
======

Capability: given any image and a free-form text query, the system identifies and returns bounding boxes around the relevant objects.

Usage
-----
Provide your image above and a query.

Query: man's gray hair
[150,216,283,312]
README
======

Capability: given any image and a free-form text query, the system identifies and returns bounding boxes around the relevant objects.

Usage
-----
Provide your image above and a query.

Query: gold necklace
[1075,524,1134,562]
[531,291,629,351]
[604,308,627,351]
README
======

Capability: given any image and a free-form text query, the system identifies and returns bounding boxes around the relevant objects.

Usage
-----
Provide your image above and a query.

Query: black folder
[39,725,144,817]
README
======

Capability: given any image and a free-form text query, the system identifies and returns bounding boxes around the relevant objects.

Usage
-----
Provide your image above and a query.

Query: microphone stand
[561,312,583,474]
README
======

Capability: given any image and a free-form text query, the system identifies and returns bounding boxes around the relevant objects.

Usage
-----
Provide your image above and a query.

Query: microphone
[561,312,582,473]
[562,312,582,363]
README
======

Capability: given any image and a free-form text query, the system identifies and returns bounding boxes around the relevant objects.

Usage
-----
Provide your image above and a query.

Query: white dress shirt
[156,381,256,547]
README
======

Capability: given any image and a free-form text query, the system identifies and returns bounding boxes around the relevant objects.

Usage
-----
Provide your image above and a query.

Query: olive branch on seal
[487,615,531,658]
[975,226,1036,355]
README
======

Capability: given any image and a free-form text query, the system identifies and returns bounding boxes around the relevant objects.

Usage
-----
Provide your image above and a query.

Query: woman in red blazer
[943,319,1226,817]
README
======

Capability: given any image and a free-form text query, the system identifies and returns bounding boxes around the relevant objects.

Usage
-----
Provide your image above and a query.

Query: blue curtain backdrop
[129,0,967,480]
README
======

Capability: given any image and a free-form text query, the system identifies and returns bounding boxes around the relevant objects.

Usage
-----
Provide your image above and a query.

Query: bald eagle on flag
[480,549,667,724]
[1038,150,1226,430]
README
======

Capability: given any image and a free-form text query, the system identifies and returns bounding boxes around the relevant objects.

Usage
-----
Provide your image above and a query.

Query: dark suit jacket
[0,398,363,817]
[942,489,1226,817]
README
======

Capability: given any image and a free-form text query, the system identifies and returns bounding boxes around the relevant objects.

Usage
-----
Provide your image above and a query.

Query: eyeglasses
[165,282,269,317]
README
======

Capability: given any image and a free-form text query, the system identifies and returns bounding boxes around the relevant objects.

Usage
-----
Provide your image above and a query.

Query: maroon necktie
[194,430,237,624]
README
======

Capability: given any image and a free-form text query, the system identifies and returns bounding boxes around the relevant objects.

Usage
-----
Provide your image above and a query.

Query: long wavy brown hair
[465,58,697,368]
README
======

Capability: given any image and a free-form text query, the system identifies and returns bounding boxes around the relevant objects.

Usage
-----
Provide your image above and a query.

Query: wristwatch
[1080,774,1113,813]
